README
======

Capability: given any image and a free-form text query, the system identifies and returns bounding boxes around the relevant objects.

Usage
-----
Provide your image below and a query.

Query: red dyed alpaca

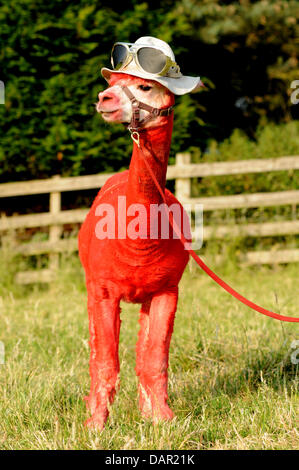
[78,37,202,430]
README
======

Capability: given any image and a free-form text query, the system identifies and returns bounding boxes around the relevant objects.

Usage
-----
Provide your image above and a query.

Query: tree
[0,0,298,183]
[160,0,299,139]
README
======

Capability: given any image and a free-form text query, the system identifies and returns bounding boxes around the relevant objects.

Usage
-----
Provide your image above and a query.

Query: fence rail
[0,153,298,283]
[1,155,299,198]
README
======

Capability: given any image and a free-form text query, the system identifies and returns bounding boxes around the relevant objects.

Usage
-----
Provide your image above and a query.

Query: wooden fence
[0,153,298,283]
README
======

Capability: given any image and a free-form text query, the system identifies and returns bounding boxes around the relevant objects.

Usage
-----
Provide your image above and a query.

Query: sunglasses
[111,42,182,78]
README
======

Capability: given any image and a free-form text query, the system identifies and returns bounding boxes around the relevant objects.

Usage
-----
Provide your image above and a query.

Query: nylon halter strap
[121,85,173,146]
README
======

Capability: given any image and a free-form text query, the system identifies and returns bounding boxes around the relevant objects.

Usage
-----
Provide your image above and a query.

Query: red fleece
[78,75,189,429]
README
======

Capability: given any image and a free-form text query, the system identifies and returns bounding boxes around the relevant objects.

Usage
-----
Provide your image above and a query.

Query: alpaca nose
[98,91,115,105]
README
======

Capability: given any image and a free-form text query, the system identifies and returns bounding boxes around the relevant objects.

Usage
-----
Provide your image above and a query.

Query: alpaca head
[96,73,175,128]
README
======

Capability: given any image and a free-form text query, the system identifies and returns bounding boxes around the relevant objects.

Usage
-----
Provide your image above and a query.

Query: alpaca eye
[138,85,152,92]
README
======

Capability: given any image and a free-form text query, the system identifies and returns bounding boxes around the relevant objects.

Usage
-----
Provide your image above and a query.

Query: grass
[0,252,298,450]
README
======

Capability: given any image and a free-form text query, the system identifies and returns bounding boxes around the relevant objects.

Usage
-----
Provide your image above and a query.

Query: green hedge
[191,121,299,198]
[0,0,298,183]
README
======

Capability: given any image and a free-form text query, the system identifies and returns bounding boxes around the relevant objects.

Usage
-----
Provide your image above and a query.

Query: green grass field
[0,254,298,450]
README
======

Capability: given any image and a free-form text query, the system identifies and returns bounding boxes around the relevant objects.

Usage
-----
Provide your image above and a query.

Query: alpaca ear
[191,79,206,93]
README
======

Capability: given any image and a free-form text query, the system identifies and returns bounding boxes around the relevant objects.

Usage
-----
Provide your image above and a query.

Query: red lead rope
[137,138,299,323]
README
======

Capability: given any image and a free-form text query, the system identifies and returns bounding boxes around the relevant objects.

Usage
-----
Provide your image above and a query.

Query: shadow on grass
[177,345,298,419]
[213,348,298,396]
[171,335,298,410]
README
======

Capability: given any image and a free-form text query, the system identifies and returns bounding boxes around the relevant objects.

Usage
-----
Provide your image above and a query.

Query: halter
[121,86,173,144]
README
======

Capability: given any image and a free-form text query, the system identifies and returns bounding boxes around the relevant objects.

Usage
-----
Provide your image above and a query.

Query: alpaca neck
[126,115,173,207]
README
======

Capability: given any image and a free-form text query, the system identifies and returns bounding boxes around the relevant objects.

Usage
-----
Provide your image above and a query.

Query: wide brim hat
[101,36,202,96]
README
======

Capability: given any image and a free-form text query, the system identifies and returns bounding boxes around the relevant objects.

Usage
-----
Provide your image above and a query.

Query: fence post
[292,203,296,220]
[175,153,191,201]
[49,175,62,272]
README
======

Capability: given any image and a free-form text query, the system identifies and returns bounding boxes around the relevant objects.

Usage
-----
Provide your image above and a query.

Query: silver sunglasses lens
[137,47,167,73]
[112,45,128,70]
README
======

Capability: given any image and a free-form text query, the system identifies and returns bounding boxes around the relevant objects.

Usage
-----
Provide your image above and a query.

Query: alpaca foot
[140,402,175,423]
[139,386,153,419]
[84,394,97,415]
[84,409,108,431]
[138,380,174,423]
[152,403,174,423]
[139,390,174,422]
[140,403,152,420]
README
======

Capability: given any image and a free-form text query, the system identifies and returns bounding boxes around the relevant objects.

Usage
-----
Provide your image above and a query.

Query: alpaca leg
[85,283,121,430]
[136,300,151,417]
[84,285,97,415]
[137,288,178,422]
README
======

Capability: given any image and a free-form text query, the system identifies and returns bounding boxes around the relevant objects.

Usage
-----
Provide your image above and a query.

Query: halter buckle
[129,129,140,148]
[131,98,139,107]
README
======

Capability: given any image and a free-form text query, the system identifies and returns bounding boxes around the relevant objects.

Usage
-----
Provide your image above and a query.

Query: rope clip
[129,129,140,148]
